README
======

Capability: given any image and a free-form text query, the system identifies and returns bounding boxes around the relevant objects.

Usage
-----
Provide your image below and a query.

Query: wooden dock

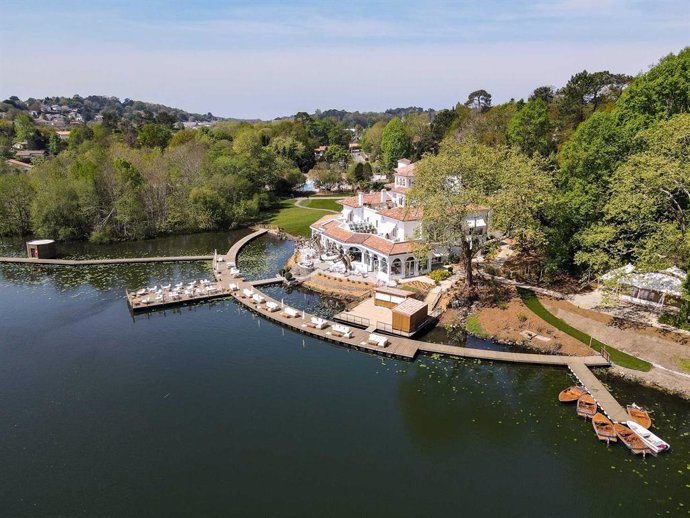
[126,282,229,312]
[226,229,268,266]
[567,361,629,422]
[121,228,629,422]
[0,255,213,266]
[246,276,284,287]
[419,342,610,368]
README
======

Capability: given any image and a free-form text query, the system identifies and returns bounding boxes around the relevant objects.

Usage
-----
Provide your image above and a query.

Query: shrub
[517,313,528,323]
[429,269,451,284]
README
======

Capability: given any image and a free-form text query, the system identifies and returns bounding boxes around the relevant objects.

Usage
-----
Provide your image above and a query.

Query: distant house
[12,141,28,150]
[56,130,71,141]
[314,145,328,159]
[602,264,686,310]
[349,142,361,156]
[5,159,33,171]
[15,150,47,163]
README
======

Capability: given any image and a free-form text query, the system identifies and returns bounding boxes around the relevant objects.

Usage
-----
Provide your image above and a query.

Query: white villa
[309,159,490,282]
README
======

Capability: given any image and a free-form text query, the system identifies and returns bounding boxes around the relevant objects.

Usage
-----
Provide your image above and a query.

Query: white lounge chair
[310,317,328,329]
[252,294,264,304]
[161,284,171,290]
[283,307,299,318]
[140,297,151,305]
[266,301,279,312]
[229,267,241,277]
[366,333,388,348]
[330,324,353,338]
[207,285,218,293]
[228,283,239,291]
[242,288,254,298]
[155,294,164,302]
[136,288,147,296]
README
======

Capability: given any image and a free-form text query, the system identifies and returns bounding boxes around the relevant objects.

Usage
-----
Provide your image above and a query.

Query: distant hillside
[0,95,224,126]
[277,106,437,129]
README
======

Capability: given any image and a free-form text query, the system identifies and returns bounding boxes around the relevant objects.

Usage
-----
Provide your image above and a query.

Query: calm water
[0,232,688,517]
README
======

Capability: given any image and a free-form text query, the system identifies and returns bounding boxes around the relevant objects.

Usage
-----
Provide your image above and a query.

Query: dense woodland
[0,48,688,285]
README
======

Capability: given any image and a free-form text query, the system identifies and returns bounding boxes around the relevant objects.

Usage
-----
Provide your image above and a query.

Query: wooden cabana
[391,298,428,334]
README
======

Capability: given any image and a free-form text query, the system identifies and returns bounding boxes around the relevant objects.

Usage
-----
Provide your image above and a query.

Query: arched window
[391,258,402,275]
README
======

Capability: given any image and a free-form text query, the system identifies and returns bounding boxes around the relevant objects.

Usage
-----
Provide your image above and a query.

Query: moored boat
[576,394,598,419]
[626,420,670,454]
[592,413,617,443]
[627,404,652,428]
[559,386,586,403]
[614,423,652,457]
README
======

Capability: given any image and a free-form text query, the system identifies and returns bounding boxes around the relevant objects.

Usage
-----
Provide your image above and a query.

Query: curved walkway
[223,231,610,366]
[293,197,340,213]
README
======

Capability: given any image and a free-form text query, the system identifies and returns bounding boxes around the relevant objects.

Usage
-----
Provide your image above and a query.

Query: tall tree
[465,90,492,112]
[412,140,553,289]
[507,98,555,157]
[380,117,411,169]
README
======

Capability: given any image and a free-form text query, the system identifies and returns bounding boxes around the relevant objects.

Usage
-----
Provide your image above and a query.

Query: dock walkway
[123,229,627,421]
[567,361,628,422]
[0,255,213,266]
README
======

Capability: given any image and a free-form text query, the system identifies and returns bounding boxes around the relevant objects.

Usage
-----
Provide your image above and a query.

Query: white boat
[626,420,670,454]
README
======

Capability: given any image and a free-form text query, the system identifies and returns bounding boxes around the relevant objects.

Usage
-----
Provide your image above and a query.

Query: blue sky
[1,0,688,119]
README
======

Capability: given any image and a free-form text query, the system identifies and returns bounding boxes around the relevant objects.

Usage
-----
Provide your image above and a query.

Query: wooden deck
[0,255,213,266]
[126,282,230,312]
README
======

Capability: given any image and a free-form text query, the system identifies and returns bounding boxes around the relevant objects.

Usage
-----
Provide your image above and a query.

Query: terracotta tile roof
[389,241,417,254]
[340,192,387,208]
[391,186,409,194]
[310,214,340,229]
[394,163,416,177]
[397,158,411,166]
[378,207,423,221]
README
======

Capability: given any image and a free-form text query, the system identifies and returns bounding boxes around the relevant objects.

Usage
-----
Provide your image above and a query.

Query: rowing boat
[592,412,617,443]
[576,394,597,419]
[558,386,586,403]
[627,404,652,428]
[614,423,652,456]
[626,420,670,454]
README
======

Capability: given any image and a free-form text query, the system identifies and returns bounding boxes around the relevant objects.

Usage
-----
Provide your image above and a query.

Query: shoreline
[463,328,690,400]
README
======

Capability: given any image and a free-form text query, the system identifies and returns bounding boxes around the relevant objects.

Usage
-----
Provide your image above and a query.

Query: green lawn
[465,313,489,338]
[517,288,652,371]
[263,200,332,238]
[301,198,343,212]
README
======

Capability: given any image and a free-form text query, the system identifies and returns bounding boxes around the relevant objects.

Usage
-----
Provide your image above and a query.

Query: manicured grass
[263,200,331,238]
[517,288,652,372]
[301,198,343,211]
[465,313,489,338]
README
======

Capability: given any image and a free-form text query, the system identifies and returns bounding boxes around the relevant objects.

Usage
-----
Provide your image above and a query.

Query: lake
[0,232,688,517]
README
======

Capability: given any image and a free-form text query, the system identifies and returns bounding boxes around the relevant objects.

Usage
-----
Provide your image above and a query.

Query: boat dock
[567,360,629,422]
